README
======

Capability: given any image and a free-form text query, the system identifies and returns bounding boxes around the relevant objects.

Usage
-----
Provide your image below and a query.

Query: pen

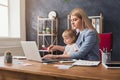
[105,48,108,53]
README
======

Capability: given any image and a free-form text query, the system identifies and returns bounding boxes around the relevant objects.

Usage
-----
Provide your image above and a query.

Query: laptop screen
[21,41,42,62]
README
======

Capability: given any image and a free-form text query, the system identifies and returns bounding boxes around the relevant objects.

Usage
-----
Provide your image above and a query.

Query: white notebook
[72,60,100,66]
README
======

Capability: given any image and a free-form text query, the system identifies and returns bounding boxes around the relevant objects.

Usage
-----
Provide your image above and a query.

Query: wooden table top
[0,57,120,80]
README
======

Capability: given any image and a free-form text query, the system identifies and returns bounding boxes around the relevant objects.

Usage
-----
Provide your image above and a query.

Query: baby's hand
[47,45,54,51]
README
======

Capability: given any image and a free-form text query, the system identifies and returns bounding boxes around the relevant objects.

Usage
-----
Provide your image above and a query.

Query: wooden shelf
[38,33,57,36]
[38,17,55,21]
[37,16,58,50]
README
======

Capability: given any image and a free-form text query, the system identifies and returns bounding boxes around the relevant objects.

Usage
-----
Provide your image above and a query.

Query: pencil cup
[106,52,111,63]
[102,52,111,63]
[102,52,107,63]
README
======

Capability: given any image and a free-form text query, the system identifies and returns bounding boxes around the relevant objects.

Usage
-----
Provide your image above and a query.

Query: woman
[43,8,100,61]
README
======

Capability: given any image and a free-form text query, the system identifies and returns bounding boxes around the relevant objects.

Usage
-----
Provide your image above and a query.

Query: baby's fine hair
[62,29,77,43]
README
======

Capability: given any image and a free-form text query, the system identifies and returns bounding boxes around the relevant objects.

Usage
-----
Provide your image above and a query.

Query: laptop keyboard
[42,58,73,63]
[42,58,58,63]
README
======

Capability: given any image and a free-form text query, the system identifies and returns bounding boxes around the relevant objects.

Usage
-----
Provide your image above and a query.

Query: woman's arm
[42,53,71,59]
[70,30,99,59]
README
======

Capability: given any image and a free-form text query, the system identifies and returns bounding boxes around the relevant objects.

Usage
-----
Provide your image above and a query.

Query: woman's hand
[42,53,71,59]
[42,54,57,59]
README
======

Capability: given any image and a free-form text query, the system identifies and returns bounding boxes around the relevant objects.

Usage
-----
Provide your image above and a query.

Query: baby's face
[63,37,74,45]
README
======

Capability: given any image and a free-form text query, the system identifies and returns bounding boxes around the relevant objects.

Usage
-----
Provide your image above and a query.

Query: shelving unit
[67,13,103,33]
[37,16,58,50]
[89,13,103,33]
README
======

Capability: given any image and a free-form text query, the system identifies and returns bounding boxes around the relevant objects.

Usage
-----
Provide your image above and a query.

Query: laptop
[21,41,58,63]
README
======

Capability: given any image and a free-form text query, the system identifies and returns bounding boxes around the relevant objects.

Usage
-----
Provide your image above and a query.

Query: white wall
[0,47,24,56]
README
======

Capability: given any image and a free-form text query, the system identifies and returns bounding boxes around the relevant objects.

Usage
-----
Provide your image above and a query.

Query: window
[0,0,8,37]
[0,0,26,48]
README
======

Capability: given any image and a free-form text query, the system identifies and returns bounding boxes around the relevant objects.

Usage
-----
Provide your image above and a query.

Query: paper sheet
[54,65,73,69]
[72,60,100,66]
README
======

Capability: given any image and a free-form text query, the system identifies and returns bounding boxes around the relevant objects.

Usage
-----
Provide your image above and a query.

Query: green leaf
[64,0,70,2]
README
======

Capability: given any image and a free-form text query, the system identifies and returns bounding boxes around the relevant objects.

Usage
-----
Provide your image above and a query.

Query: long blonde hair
[69,8,99,41]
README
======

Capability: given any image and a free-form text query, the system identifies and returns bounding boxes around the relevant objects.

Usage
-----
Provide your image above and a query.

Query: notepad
[72,60,100,66]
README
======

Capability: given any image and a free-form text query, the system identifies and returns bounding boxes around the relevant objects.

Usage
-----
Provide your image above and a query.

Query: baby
[62,29,79,55]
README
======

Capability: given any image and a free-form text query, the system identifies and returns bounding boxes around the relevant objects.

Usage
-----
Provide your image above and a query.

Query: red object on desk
[42,47,48,50]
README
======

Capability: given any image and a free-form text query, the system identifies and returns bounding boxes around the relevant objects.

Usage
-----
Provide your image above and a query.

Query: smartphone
[106,63,120,67]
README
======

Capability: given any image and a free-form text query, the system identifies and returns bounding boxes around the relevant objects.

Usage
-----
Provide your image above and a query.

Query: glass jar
[42,28,46,34]
[46,27,50,34]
